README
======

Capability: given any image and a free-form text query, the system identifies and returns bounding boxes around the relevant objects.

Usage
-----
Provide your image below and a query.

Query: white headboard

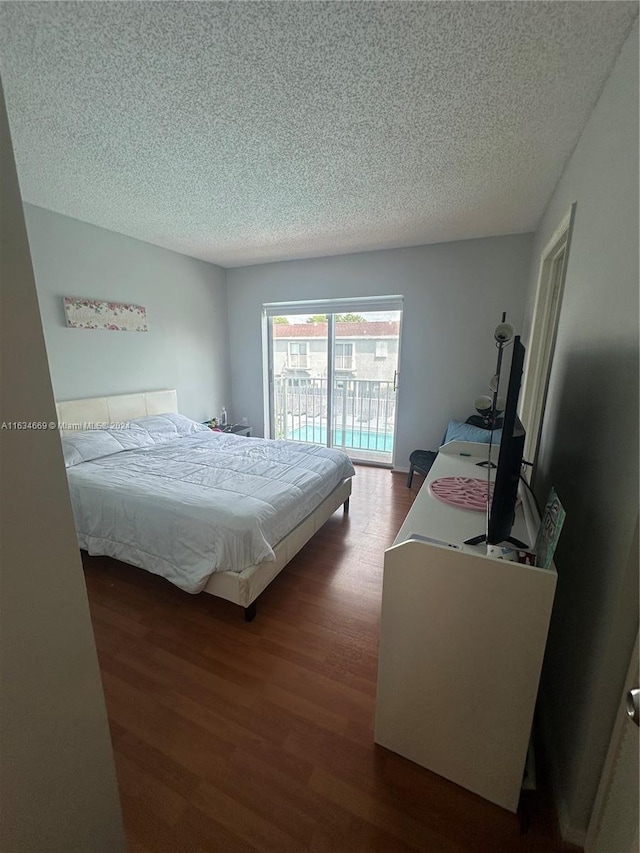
[56,390,178,430]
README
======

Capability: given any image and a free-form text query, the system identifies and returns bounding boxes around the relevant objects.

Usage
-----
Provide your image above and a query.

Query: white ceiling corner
[0,1,637,267]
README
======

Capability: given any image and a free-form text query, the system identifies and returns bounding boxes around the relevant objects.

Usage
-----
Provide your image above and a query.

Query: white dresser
[374,441,557,813]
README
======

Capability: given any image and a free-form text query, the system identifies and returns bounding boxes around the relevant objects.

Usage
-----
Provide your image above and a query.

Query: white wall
[226,234,533,468]
[524,20,639,843]
[24,204,230,422]
[0,81,126,853]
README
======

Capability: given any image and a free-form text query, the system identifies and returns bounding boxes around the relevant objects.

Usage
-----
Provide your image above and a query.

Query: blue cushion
[443,420,502,445]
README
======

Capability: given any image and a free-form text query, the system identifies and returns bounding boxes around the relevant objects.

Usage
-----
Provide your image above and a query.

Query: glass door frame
[263,296,403,465]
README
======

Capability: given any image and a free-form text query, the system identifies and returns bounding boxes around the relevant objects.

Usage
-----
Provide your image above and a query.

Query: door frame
[262,297,403,464]
[585,516,639,853]
[520,203,576,478]
[585,629,639,852]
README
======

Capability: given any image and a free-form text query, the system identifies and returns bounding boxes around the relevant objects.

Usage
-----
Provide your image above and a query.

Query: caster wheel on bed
[244,602,257,622]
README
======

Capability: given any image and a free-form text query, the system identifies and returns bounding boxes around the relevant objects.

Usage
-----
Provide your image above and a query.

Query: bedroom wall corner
[23,204,231,423]
[0,79,126,852]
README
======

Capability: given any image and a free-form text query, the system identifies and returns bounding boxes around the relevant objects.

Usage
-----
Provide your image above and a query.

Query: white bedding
[64,420,355,593]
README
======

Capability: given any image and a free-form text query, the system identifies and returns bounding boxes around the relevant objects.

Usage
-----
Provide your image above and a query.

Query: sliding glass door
[265,299,402,464]
[271,311,330,446]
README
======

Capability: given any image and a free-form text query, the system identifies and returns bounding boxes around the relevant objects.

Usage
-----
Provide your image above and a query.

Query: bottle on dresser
[220,406,228,427]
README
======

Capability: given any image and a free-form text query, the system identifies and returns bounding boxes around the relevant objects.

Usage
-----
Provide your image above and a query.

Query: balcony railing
[274,377,395,456]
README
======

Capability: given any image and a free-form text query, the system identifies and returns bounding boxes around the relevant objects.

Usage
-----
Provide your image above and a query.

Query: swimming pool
[289,426,393,453]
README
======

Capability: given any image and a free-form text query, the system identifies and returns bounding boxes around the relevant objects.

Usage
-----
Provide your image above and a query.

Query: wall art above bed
[63,297,148,332]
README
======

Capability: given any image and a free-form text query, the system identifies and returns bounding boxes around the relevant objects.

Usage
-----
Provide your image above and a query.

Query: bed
[56,390,354,620]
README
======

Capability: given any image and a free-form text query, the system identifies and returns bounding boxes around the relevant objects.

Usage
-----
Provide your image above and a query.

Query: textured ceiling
[1,1,637,267]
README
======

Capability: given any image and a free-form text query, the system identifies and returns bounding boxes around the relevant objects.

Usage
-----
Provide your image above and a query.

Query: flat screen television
[486,335,527,547]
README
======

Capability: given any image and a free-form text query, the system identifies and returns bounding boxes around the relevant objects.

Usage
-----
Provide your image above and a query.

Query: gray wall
[1,81,125,853]
[24,204,230,422]
[524,21,639,843]
[226,234,533,469]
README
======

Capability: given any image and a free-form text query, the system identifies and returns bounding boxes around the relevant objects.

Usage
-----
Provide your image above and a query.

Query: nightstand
[203,420,251,437]
[224,424,251,437]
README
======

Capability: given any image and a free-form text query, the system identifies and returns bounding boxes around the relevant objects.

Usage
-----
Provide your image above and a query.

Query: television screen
[486,337,527,547]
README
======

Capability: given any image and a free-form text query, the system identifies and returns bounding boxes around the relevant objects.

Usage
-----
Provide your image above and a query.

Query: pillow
[443,420,503,445]
[61,424,155,468]
[61,413,208,468]
[128,412,209,443]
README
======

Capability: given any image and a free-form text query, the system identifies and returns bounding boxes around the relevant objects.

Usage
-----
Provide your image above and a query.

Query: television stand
[375,440,556,813]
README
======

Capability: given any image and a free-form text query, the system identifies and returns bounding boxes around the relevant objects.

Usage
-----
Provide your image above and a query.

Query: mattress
[63,417,355,593]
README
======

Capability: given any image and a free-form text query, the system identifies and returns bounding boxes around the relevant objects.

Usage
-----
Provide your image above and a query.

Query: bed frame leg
[343,497,350,515]
[244,602,257,622]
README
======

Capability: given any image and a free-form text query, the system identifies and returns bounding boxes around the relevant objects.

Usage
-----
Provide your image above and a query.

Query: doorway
[264,298,403,465]
[520,204,575,478]
[585,519,639,853]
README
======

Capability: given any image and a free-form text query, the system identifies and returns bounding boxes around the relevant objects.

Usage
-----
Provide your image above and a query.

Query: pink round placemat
[429,477,494,511]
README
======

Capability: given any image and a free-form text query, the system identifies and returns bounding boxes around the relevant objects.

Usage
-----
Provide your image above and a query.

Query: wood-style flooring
[84,465,579,853]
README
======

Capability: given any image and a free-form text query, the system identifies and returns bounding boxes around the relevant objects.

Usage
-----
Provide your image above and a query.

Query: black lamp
[473,315,514,428]
[473,394,505,429]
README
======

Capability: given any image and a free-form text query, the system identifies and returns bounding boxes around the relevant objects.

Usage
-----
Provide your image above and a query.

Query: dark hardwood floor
[83,466,579,853]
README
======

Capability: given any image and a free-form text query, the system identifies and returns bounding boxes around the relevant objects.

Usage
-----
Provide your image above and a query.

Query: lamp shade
[494,322,515,344]
[474,395,493,416]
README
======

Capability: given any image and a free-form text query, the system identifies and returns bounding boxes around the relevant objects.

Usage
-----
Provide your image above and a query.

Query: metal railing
[274,377,395,454]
